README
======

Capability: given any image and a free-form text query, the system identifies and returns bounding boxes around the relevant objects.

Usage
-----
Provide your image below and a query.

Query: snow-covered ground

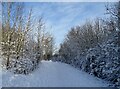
[0,57,2,89]
[1,60,109,87]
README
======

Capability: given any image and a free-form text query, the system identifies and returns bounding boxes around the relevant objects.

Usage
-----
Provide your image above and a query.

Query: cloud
[26,2,109,48]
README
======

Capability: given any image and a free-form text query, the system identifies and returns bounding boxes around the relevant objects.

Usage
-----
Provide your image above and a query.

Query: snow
[1,60,109,87]
[0,58,2,89]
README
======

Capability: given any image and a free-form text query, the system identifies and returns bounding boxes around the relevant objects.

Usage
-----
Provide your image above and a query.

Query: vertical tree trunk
[6,43,11,69]
[6,55,10,69]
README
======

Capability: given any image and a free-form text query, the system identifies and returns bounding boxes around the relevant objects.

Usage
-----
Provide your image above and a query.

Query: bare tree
[2,2,16,68]
[1,2,33,69]
[35,17,45,62]
[42,33,54,60]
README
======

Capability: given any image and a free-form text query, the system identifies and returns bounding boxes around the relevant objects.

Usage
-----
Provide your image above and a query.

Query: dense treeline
[1,2,54,74]
[52,2,120,88]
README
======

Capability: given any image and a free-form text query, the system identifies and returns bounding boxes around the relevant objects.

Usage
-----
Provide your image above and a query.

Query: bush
[84,32,120,88]
[9,58,38,74]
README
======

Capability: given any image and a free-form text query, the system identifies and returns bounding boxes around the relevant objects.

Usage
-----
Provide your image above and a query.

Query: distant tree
[42,33,54,60]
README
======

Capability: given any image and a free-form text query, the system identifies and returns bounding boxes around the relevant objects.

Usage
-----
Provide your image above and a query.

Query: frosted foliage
[57,30,120,88]
[9,58,38,74]
[83,31,120,88]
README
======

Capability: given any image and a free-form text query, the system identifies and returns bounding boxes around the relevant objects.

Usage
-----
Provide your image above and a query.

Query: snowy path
[1,61,109,87]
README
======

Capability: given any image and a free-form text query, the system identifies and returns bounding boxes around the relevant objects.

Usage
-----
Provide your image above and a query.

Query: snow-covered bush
[84,31,120,88]
[9,58,38,74]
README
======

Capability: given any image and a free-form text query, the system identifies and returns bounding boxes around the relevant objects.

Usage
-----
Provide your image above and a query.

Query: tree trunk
[6,55,10,69]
